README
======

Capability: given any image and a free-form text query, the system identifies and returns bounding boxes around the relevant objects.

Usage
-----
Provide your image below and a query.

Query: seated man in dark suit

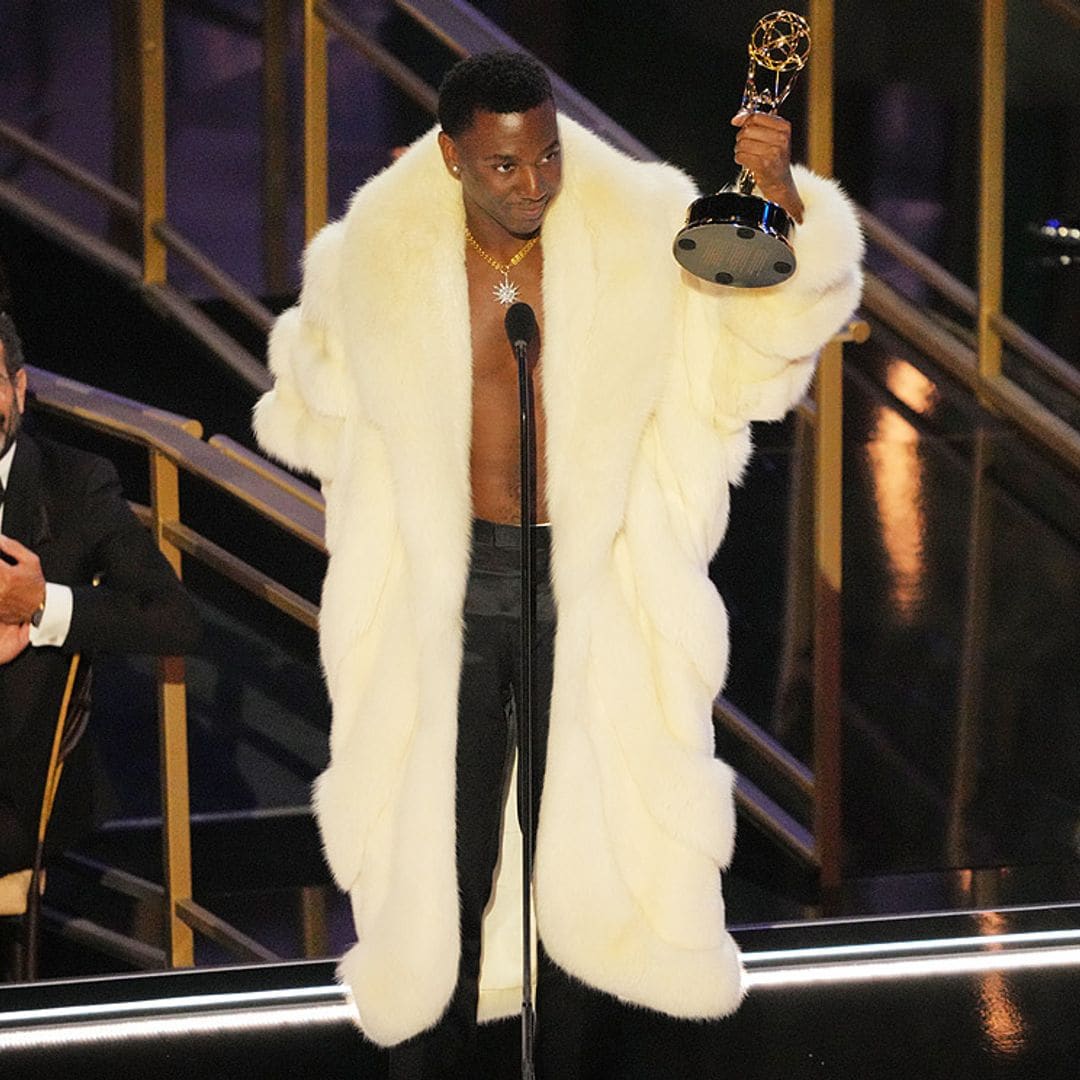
[0,308,201,878]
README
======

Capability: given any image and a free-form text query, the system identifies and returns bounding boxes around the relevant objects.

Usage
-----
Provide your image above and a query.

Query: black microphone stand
[506,302,538,1080]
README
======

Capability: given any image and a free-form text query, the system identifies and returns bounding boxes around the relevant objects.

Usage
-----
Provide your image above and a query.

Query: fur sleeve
[253,221,355,483]
[686,165,864,424]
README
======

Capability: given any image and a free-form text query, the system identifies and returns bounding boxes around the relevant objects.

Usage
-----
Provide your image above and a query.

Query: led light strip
[0,1002,357,1051]
[743,926,1080,966]
[744,943,1080,989]
[5,934,1080,1048]
[0,984,344,1030]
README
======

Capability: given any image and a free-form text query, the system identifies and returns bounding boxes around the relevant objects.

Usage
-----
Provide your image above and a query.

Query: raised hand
[731,110,804,224]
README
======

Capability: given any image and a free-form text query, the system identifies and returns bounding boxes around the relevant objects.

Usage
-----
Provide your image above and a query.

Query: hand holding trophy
[674,11,812,287]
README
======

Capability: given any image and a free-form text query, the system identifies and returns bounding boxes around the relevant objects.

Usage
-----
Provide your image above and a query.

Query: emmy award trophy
[673,10,812,287]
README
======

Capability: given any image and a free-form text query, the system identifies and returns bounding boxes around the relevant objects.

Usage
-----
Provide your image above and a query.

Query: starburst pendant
[493,273,519,306]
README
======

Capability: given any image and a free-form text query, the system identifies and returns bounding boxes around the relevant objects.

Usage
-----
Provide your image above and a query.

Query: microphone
[504,301,537,350]
[503,302,540,1080]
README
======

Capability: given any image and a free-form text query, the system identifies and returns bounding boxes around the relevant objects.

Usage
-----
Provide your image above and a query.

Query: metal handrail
[28,369,321,545]
[1040,0,1080,30]
[208,435,327,512]
[0,126,270,392]
[715,699,815,799]
[318,0,438,114]
[0,177,271,397]
[859,207,1080,403]
[862,273,1080,474]
[26,364,325,969]
[153,220,276,333]
[994,313,1080,400]
[859,210,978,319]
[0,121,140,219]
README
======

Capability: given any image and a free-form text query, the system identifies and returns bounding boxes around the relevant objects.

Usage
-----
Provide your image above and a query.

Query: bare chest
[466,245,548,522]
[467,245,544,373]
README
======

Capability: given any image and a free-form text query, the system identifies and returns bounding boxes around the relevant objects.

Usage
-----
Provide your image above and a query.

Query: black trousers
[388,521,586,1079]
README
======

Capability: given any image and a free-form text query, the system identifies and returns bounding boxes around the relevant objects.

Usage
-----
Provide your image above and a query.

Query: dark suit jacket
[0,433,201,870]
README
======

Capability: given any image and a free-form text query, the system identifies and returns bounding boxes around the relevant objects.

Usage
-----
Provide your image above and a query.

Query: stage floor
[4,903,1080,1079]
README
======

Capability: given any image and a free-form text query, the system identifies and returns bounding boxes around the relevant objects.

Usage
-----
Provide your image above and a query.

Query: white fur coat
[254,115,864,1046]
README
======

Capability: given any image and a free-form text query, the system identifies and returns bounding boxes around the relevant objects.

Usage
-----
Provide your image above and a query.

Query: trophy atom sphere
[749,11,812,78]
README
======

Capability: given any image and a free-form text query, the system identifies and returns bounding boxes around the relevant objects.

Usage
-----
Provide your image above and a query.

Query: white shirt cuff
[28,583,74,648]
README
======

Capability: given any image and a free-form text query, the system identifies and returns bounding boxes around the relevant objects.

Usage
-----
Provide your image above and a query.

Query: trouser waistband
[471,519,552,550]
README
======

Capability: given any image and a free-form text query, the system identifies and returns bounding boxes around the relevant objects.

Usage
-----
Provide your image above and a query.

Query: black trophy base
[673,190,796,288]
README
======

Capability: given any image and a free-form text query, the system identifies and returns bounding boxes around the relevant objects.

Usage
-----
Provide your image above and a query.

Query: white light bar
[0,984,358,1049]
[743,926,1080,966]
[745,944,1080,989]
[0,983,351,1038]
[0,1002,357,1052]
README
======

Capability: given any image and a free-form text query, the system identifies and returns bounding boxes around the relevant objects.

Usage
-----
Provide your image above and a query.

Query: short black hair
[437,51,554,138]
[0,312,23,376]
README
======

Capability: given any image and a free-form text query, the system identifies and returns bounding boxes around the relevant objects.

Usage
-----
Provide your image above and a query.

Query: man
[255,51,863,1074]
[0,309,201,882]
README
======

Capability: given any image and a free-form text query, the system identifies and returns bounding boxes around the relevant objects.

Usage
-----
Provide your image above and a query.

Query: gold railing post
[805,0,843,899]
[978,0,1006,382]
[948,431,994,863]
[805,0,834,177]
[811,337,844,900]
[303,0,329,240]
[109,0,142,257]
[137,0,167,284]
[300,886,330,958]
[263,0,290,293]
[150,448,195,967]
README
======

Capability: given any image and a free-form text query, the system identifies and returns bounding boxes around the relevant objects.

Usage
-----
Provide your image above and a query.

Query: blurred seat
[0,651,93,980]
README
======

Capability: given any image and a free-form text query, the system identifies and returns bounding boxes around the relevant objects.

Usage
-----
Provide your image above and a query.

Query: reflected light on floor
[977,911,1028,1058]
[867,358,936,623]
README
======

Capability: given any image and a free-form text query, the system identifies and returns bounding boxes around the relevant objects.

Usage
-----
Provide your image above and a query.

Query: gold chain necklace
[465,226,540,307]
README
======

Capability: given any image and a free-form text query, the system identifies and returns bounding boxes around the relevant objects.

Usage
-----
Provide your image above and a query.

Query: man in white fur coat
[254,51,862,1077]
